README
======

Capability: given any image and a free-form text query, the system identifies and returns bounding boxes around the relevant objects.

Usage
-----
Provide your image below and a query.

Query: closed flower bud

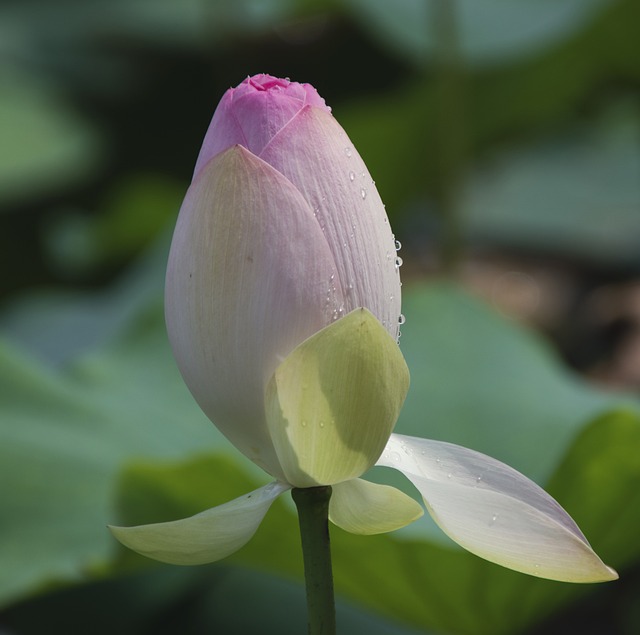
[165,74,402,479]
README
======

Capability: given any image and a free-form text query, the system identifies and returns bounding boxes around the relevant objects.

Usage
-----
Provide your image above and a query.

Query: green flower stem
[292,486,336,635]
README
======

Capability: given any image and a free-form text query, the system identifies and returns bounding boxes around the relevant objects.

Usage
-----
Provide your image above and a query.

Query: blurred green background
[1,0,640,633]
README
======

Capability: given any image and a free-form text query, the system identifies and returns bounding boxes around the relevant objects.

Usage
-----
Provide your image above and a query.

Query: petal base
[329,478,423,535]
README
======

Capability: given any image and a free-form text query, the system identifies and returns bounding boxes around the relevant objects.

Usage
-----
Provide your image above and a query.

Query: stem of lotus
[292,486,336,635]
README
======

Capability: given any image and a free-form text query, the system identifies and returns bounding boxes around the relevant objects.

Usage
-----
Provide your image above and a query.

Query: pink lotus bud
[165,74,402,479]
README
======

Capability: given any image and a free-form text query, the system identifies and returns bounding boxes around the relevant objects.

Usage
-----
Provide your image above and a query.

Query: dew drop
[490,514,498,525]
[319,421,325,428]
[395,256,403,270]
[398,314,406,325]
[476,475,482,483]
[301,420,307,428]
[344,147,352,158]
[360,187,367,200]
[348,171,355,182]
[390,451,401,463]
[395,239,402,251]
[447,472,452,479]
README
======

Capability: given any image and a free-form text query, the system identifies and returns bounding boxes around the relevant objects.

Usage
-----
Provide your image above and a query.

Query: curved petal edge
[377,433,618,583]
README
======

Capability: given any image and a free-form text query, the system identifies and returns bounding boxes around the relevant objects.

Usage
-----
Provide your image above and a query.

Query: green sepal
[265,308,410,487]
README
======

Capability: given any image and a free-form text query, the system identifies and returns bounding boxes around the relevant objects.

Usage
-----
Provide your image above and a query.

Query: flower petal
[377,433,618,582]
[265,309,409,487]
[165,145,345,478]
[193,75,329,176]
[259,106,402,341]
[109,481,289,565]
[329,478,423,535]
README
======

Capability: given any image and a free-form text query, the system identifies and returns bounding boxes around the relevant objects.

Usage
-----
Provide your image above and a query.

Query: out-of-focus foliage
[1,0,639,633]
[1,274,639,633]
[0,64,103,206]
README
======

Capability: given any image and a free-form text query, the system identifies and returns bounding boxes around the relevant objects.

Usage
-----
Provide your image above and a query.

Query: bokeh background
[1,0,639,633]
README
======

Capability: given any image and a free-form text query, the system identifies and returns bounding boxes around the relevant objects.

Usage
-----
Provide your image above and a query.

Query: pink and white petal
[109,481,290,565]
[377,433,618,583]
[166,145,344,479]
[259,107,402,340]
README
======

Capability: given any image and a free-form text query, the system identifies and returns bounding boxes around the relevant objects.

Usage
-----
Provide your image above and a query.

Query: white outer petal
[377,433,618,582]
[109,481,290,565]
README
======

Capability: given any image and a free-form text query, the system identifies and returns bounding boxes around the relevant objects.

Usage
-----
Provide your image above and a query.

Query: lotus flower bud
[165,74,402,480]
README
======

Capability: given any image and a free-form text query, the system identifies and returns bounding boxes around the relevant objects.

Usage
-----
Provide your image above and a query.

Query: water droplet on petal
[319,420,325,428]
[345,147,352,157]
[398,314,406,325]
[395,239,402,251]
[360,187,367,200]
[395,256,403,270]
[348,171,355,182]
[490,514,498,525]
[447,472,452,479]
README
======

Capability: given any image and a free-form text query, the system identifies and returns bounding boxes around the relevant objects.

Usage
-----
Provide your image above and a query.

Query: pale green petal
[109,481,289,565]
[265,309,409,488]
[329,478,423,535]
[378,433,617,583]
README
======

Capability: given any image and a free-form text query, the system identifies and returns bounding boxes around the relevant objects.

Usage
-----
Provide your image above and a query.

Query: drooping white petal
[377,433,618,582]
[109,481,290,565]
[329,478,423,535]
[165,145,345,479]
[260,107,402,340]
[265,309,409,487]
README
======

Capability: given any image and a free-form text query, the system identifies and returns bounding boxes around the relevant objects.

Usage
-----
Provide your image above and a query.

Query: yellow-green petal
[329,478,423,535]
[109,481,289,565]
[265,308,409,488]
